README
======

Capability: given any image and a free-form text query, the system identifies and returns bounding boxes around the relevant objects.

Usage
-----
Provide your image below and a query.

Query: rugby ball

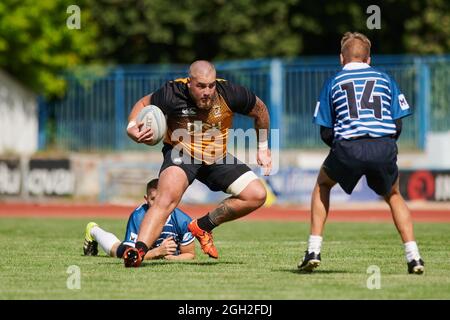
[136,105,167,145]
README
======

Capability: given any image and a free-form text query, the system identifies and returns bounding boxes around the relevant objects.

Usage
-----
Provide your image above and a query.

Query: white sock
[404,241,421,262]
[91,226,120,256]
[307,235,323,254]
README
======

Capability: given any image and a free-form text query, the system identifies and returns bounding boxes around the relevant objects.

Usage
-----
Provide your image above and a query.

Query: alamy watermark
[66,265,81,290]
[66,5,81,30]
[366,5,381,30]
[168,127,279,175]
[366,265,381,290]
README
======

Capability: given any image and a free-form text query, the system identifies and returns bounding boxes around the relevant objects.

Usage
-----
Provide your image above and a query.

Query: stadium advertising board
[182,168,379,204]
[0,158,21,195]
[0,158,75,197]
[264,169,380,203]
[27,159,75,196]
[400,170,450,201]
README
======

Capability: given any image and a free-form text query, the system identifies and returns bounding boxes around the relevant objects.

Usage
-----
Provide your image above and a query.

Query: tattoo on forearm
[208,199,239,225]
[248,97,270,142]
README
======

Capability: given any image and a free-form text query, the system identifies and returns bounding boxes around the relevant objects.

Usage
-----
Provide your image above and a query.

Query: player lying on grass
[83,179,195,260]
[298,31,424,274]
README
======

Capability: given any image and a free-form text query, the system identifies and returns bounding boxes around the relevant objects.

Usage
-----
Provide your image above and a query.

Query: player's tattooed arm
[208,200,240,225]
[247,96,272,175]
[247,96,270,144]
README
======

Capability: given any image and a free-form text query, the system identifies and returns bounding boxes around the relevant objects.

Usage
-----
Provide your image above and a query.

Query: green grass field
[1,217,450,299]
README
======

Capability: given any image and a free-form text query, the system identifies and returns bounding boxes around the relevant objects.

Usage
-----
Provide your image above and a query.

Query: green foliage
[404,0,450,54]
[0,0,449,96]
[88,0,450,65]
[0,0,98,96]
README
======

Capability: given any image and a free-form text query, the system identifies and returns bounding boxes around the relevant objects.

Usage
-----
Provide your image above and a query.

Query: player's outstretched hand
[158,237,177,257]
[127,121,155,145]
[257,148,272,176]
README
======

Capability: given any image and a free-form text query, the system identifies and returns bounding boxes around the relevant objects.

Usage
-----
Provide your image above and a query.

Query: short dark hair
[146,179,158,193]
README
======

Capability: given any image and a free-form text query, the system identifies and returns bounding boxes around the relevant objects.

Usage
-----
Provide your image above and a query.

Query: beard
[196,93,217,110]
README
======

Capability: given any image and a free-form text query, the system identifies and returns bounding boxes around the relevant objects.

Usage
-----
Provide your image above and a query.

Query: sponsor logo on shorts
[173,157,183,165]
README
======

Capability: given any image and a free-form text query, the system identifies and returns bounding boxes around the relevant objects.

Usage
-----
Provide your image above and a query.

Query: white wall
[0,70,37,155]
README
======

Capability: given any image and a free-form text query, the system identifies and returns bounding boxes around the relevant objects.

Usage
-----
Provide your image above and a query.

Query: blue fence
[39,55,450,151]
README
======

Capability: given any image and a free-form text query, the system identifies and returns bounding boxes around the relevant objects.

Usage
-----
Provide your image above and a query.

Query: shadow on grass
[90,259,244,267]
[274,268,355,274]
[140,260,245,267]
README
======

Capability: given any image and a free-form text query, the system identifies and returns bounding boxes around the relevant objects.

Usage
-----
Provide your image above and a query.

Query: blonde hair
[340,32,371,62]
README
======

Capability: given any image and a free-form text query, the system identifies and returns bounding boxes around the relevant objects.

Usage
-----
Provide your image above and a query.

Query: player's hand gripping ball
[136,105,167,146]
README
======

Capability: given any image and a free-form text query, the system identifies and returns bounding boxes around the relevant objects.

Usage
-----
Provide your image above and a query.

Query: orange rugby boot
[188,219,218,259]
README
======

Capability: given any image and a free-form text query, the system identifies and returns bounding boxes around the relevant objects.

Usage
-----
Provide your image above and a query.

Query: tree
[88,0,450,65]
[89,0,308,62]
[403,0,450,54]
[1,0,448,96]
[0,0,98,96]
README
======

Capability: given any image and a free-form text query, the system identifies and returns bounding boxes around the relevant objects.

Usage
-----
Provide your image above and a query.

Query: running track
[1,203,450,222]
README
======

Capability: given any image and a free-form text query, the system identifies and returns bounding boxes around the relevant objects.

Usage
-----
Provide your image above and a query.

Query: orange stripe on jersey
[173,78,189,84]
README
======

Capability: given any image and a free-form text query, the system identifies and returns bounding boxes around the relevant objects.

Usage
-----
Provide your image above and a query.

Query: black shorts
[323,137,398,196]
[159,144,252,193]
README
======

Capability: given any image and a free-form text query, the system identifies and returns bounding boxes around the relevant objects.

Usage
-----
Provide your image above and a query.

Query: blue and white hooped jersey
[313,62,412,140]
[122,204,194,255]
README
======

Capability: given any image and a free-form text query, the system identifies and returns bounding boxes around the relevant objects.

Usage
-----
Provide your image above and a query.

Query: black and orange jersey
[151,78,256,164]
